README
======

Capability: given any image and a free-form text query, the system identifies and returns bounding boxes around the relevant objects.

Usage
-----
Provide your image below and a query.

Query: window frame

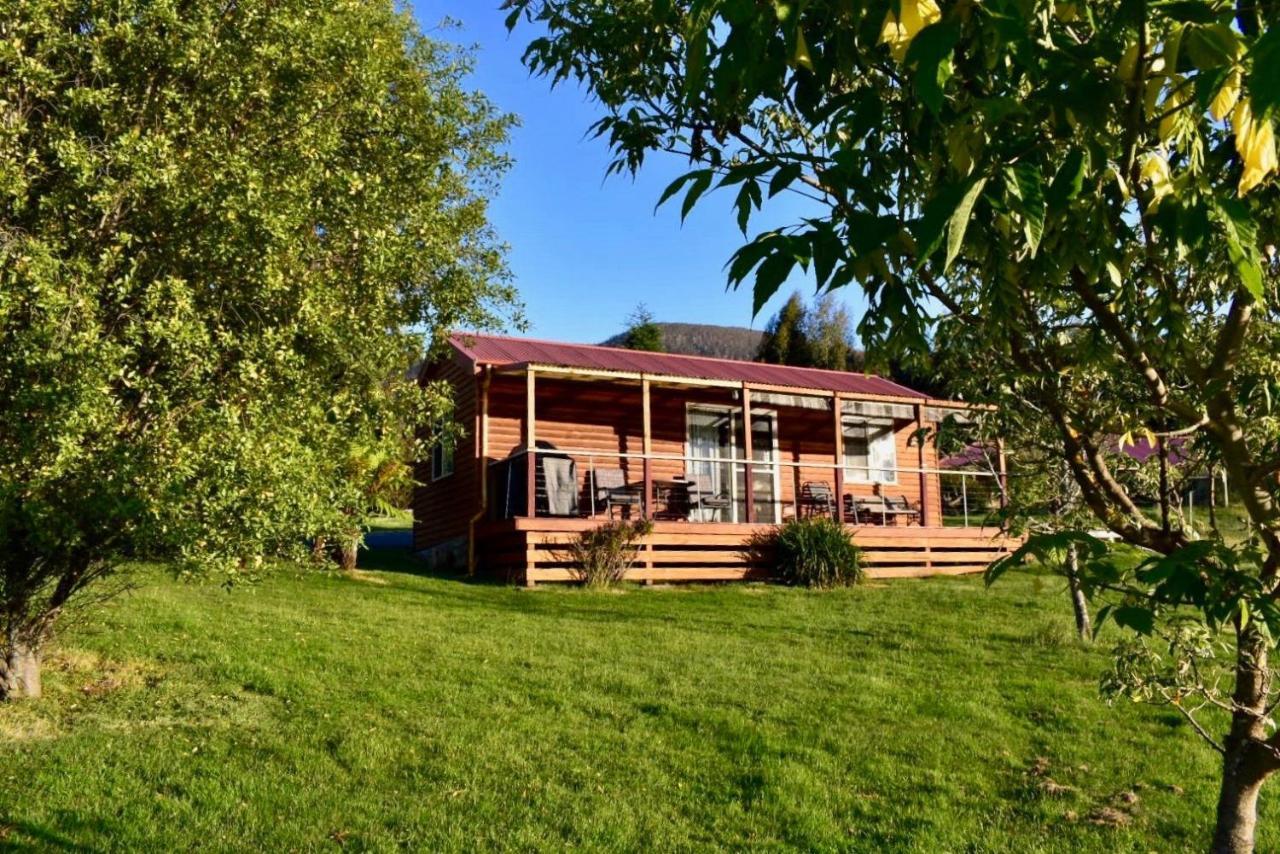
[430,440,455,481]
[842,416,898,485]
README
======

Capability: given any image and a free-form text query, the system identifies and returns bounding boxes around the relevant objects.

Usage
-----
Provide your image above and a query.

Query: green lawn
[0,553,1258,852]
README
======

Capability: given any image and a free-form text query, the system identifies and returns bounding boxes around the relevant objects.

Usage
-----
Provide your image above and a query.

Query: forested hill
[600,322,762,360]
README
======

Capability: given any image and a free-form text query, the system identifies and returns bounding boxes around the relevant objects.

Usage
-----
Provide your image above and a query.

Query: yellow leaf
[1139,152,1174,207]
[1118,43,1140,82]
[1233,100,1279,196]
[791,26,814,71]
[1210,70,1241,122]
[880,0,941,63]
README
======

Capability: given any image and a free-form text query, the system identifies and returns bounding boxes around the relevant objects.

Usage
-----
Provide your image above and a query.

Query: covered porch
[472,363,1015,584]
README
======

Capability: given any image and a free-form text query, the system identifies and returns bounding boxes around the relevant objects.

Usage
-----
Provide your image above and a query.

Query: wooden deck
[476,518,1020,586]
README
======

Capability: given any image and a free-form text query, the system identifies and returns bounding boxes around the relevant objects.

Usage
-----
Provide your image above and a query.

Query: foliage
[757,293,812,366]
[562,519,654,587]
[0,0,515,698]
[764,517,863,588]
[508,0,1280,845]
[621,304,665,351]
[805,293,861,371]
[0,563,1237,851]
[757,292,860,370]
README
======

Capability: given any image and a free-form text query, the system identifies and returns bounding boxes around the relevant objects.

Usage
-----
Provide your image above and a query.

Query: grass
[0,552,1262,852]
[363,508,413,531]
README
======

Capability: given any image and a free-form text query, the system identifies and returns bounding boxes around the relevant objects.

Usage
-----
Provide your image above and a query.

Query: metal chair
[588,467,642,518]
[798,482,835,518]
[683,473,731,520]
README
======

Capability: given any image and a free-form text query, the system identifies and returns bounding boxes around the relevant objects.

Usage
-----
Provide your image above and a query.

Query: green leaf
[680,170,715,222]
[810,221,842,289]
[682,15,711,104]
[905,22,960,115]
[945,177,987,272]
[655,170,707,212]
[1250,27,1280,118]
[1217,198,1265,301]
[1047,148,1088,208]
[1092,604,1115,638]
[1194,64,1233,111]
[1007,163,1046,257]
[1152,1,1230,23]
[734,180,762,234]
[725,236,773,288]
[1183,22,1241,70]
[753,249,800,315]
[1113,605,1156,635]
[769,163,803,197]
[910,182,971,268]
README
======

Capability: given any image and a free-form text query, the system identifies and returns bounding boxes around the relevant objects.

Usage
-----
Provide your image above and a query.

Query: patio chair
[683,473,731,520]
[587,467,642,519]
[798,482,835,518]
[843,495,886,525]
[884,495,922,525]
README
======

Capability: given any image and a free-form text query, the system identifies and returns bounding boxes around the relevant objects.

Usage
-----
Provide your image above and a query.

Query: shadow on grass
[353,542,513,588]
[2,815,111,853]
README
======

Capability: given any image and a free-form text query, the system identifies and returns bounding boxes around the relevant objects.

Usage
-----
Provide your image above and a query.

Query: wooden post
[642,377,653,521]
[466,366,493,575]
[996,437,1009,510]
[525,368,536,519]
[833,394,844,524]
[742,385,755,524]
[915,403,929,527]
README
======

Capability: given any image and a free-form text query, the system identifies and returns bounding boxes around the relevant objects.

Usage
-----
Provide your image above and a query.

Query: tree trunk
[311,536,329,563]
[1211,631,1277,854]
[340,539,358,572]
[1212,752,1266,853]
[1064,543,1091,641]
[0,641,42,701]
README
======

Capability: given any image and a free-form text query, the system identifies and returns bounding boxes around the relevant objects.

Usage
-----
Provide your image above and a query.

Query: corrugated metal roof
[449,332,928,399]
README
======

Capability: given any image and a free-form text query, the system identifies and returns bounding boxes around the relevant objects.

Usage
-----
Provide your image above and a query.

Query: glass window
[843,418,897,483]
[431,441,455,480]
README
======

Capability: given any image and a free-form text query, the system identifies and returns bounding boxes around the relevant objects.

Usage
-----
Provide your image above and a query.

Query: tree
[757,292,859,369]
[756,292,812,366]
[510,1,1280,849]
[621,304,665,351]
[0,0,515,699]
[803,293,859,371]
[938,404,1096,641]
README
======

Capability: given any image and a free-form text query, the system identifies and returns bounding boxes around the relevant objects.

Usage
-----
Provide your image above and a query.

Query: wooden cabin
[413,332,1017,585]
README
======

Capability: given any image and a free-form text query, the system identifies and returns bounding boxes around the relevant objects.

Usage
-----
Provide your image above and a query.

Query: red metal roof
[449,332,928,399]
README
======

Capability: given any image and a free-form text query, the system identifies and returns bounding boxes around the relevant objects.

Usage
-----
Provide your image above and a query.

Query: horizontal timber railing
[487,446,1007,529]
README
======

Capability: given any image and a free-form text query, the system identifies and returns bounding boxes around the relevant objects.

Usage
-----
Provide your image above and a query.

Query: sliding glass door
[686,405,780,523]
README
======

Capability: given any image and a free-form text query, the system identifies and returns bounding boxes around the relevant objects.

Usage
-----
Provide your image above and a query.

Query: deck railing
[488,446,1006,528]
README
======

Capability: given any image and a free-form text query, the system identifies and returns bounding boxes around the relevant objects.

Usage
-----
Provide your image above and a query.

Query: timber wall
[412,355,478,555]
[484,374,943,521]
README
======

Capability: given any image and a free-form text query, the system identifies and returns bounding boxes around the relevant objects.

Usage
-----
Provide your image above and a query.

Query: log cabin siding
[412,354,478,554]
[481,374,943,520]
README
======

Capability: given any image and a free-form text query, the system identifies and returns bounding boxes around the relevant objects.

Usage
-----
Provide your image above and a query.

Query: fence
[488,446,1006,528]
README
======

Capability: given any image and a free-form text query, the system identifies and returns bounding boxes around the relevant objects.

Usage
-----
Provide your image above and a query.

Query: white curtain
[687,408,728,521]
[844,419,897,484]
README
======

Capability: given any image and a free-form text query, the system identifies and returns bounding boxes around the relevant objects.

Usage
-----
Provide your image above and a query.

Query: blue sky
[413,3,862,344]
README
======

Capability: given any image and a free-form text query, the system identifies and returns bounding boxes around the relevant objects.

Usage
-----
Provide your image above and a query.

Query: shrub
[562,520,654,588]
[765,517,862,588]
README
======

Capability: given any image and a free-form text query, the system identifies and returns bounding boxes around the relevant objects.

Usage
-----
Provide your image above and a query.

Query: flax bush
[563,520,653,589]
[768,518,862,589]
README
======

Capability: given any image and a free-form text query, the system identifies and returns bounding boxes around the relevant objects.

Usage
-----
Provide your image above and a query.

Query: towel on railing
[542,457,578,516]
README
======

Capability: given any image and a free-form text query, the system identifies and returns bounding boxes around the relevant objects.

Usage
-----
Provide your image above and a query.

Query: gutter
[466,365,492,575]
